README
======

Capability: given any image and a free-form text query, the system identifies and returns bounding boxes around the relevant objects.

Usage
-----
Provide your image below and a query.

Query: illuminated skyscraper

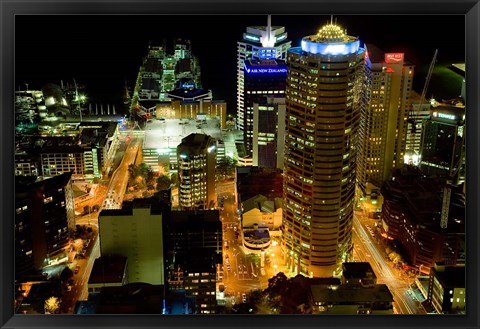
[356,45,414,197]
[177,133,217,210]
[236,15,291,131]
[243,59,287,156]
[282,21,365,277]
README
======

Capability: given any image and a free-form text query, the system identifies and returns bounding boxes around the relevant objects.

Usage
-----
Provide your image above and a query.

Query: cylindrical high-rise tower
[282,21,365,277]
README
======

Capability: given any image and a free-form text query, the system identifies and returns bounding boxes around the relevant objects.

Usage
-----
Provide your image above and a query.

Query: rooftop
[310,284,393,304]
[432,265,465,288]
[88,255,128,285]
[96,283,164,314]
[143,117,222,150]
[236,167,283,203]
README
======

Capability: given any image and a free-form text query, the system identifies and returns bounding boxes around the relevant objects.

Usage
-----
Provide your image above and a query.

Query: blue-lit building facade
[236,16,291,132]
[282,23,365,277]
[243,59,288,156]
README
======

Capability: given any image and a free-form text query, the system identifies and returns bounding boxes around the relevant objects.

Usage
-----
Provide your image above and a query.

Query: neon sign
[244,67,288,74]
[385,53,404,63]
[433,112,456,120]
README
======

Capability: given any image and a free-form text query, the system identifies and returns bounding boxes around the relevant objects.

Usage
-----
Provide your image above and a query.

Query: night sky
[15,15,465,115]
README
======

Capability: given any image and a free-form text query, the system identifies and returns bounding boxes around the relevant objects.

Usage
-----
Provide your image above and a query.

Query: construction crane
[420,49,438,104]
[440,144,464,229]
[408,49,438,140]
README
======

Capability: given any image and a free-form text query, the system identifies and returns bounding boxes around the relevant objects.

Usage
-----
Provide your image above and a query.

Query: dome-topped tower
[300,18,360,56]
[315,23,348,43]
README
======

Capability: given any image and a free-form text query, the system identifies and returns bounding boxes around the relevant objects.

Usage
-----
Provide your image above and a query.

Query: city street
[103,137,142,209]
[59,224,100,313]
[352,212,425,314]
[216,179,288,306]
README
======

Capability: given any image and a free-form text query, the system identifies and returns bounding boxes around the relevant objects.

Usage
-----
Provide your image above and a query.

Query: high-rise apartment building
[357,45,414,195]
[282,22,365,277]
[177,133,216,210]
[236,16,291,131]
[243,59,287,156]
[15,172,74,276]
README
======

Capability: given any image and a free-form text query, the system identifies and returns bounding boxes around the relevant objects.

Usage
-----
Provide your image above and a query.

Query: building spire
[267,14,272,44]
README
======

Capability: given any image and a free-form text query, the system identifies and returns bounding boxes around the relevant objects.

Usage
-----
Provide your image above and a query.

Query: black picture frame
[2,1,479,329]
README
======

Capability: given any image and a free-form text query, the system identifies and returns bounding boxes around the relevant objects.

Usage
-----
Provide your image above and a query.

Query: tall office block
[420,104,465,178]
[282,22,365,277]
[98,200,165,285]
[237,15,291,131]
[244,59,287,156]
[177,133,216,210]
[252,96,286,169]
[405,92,432,165]
[357,45,414,195]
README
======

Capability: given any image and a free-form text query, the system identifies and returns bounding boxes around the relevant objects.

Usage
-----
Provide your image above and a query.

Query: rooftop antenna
[267,14,272,44]
[330,15,333,24]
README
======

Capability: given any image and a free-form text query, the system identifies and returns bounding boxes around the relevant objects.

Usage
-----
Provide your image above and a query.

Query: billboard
[385,53,405,63]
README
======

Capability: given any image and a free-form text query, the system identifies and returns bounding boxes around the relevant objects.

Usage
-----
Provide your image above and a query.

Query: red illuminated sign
[385,53,404,63]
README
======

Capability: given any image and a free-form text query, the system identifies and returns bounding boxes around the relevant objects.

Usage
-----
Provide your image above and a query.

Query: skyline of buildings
[12,15,468,315]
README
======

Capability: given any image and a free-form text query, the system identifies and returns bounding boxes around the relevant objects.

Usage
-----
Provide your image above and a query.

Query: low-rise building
[241,194,283,230]
[341,262,377,286]
[310,284,394,314]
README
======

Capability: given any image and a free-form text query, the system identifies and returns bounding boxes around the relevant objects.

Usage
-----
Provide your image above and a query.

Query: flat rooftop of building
[342,262,376,279]
[167,88,210,100]
[310,284,393,304]
[143,117,222,150]
[169,209,221,229]
[236,167,283,202]
[432,265,465,288]
[96,283,164,314]
[88,255,127,285]
[16,172,72,194]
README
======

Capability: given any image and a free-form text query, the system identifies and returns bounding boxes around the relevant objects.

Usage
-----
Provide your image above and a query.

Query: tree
[216,157,236,178]
[60,266,74,282]
[265,272,288,298]
[128,164,140,180]
[157,175,171,191]
[247,289,264,305]
[170,173,179,186]
[44,296,60,314]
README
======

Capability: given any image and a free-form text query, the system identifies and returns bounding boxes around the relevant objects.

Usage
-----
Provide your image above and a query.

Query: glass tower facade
[282,23,365,277]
